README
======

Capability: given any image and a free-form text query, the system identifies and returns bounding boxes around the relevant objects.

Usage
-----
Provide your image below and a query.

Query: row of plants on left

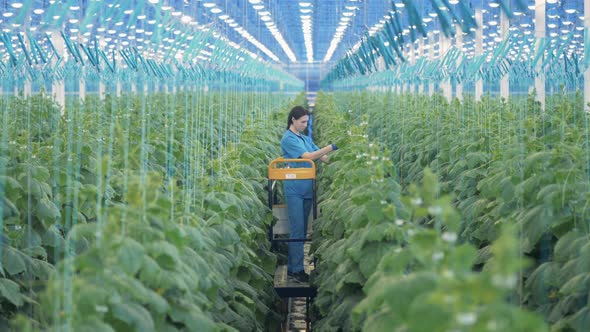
[0,90,297,331]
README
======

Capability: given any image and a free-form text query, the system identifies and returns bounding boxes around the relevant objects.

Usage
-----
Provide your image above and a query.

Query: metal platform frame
[268,158,318,331]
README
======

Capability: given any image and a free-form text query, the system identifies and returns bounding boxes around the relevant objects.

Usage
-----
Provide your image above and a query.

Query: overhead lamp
[249,0,262,4]
[253,5,264,10]
[565,9,576,14]
[345,6,358,10]
[124,9,133,14]
[148,0,159,3]
[229,22,238,27]
[489,2,500,8]
[343,12,354,17]
[219,14,229,19]
[258,11,270,16]
[11,2,23,8]
[33,8,44,14]
[2,12,13,17]
[203,2,217,8]
[211,8,222,13]
[300,9,312,13]
[181,15,192,23]
[299,2,312,7]
[301,15,311,19]
[394,2,405,8]
[546,0,557,3]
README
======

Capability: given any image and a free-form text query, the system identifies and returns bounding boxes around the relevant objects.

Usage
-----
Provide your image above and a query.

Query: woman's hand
[320,155,329,163]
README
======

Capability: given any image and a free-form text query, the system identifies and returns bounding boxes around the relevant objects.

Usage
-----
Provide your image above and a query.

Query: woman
[280,106,338,282]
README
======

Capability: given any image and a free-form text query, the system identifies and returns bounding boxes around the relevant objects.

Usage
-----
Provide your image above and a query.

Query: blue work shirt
[280,130,319,198]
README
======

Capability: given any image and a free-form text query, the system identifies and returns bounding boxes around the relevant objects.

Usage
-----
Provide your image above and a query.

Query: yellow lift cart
[267,158,317,331]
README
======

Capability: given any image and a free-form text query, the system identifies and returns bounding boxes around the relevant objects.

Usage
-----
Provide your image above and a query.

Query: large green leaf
[359,307,403,332]
[1,196,20,218]
[0,277,24,306]
[560,273,590,296]
[145,242,180,271]
[517,205,551,253]
[35,197,61,227]
[74,316,116,332]
[565,307,590,332]
[110,301,155,332]
[42,225,66,248]
[358,241,394,279]
[2,246,26,276]
[117,238,145,275]
[168,303,224,332]
[407,297,451,331]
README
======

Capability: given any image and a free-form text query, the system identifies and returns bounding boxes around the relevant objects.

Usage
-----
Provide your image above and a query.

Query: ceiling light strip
[249,3,296,62]
[299,2,314,63]
[323,4,359,62]
[206,3,281,62]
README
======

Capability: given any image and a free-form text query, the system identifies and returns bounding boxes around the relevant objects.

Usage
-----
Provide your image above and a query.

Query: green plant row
[309,92,547,331]
[0,91,299,331]
[335,90,590,331]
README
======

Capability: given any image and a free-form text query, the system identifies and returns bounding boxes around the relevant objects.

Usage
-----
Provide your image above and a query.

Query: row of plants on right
[333,90,590,331]
[308,92,547,331]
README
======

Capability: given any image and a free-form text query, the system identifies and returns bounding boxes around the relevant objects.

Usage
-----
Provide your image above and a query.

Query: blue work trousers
[286,195,312,274]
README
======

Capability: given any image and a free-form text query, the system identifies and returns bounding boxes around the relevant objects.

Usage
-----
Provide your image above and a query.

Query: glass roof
[0,0,585,82]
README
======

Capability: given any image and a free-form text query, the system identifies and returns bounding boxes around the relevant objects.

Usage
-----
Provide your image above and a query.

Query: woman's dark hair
[287,106,310,130]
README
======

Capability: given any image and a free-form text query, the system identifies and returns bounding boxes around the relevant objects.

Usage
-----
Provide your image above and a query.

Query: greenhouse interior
[1,0,590,331]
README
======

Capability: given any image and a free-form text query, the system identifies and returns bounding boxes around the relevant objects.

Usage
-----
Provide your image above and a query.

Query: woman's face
[292,115,309,133]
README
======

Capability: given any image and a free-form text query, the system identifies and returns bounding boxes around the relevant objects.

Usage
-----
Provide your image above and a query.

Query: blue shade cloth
[286,196,313,273]
[280,130,319,199]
